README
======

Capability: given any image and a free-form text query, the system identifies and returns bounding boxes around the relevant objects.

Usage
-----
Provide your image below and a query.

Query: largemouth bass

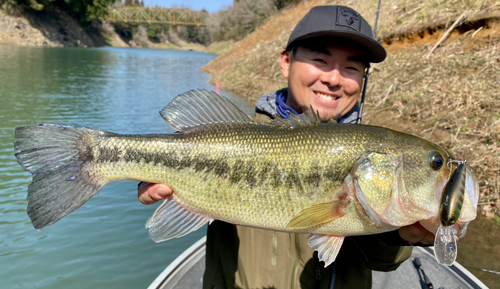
[14,89,479,267]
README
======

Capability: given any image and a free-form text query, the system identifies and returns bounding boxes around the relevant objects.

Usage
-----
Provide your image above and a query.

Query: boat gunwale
[149,236,490,289]
[148,236,206,289]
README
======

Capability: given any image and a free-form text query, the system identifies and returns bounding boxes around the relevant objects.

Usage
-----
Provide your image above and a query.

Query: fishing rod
[330,5,384,287]
[461,264,500,276]
[356,0,382,124]
[413,257,435,289]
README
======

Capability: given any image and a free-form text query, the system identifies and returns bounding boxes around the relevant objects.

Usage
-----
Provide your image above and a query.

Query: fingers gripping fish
[14,89,479,267]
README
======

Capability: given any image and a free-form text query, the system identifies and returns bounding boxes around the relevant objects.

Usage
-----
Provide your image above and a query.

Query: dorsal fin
[160,89,255,133]
[267,106,321,129]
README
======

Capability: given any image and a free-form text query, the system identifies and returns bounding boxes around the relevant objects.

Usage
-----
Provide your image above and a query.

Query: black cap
[286,6,386,63]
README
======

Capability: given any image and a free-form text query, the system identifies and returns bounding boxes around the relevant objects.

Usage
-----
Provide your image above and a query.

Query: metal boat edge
[419,246,489,289]
[148,237,206,289]
[149,236,490,289]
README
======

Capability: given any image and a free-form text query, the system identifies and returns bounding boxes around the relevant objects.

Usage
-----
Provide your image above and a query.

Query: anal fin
[146,199,209,243]
[308,234,345,267]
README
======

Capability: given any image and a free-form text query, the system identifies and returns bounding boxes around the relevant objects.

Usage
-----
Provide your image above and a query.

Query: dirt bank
[0,6,234,54]
[202,0,500,221]
[0,7,109,47]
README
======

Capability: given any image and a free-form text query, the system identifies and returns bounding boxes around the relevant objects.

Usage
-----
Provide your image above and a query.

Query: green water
[457,216,500,288]
[0,45,254,289]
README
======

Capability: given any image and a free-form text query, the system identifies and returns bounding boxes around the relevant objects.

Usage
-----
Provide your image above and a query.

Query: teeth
[316,92,337,101]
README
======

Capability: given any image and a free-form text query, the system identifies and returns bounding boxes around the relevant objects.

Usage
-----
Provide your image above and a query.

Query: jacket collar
[255,88,360,124]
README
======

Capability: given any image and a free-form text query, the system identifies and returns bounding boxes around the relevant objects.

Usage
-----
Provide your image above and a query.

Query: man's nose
[320,68,343,87]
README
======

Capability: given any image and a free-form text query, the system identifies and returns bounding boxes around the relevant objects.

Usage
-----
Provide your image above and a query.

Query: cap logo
[336,7,361,32]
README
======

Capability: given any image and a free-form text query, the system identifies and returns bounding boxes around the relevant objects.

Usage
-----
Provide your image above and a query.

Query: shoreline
[0,8,231,55]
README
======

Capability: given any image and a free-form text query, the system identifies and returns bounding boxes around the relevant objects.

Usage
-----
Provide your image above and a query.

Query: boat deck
[149,237,488,289]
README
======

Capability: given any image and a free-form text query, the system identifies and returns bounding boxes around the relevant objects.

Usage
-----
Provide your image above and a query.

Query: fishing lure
[434,160,466,266]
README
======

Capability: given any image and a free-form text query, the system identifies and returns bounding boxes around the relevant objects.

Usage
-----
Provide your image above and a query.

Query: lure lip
[434,224,458,266]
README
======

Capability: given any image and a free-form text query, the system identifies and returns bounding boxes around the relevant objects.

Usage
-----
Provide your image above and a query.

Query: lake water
[1,45,498,289]
[0,46,254,289]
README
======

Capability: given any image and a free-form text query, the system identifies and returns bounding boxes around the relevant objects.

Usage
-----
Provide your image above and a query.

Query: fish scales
[87,123,418,234]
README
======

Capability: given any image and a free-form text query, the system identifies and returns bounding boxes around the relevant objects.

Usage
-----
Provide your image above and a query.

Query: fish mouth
[314,91,340,102]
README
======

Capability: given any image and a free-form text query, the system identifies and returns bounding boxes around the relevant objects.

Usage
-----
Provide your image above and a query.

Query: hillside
[202,0,500,220]
[0,6,108,47]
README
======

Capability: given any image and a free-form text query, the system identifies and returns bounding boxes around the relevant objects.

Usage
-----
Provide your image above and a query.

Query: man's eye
[313,59,326,64]
[346,66,360,71]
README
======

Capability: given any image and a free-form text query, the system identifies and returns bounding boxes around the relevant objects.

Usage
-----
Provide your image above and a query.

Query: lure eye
[430,152,444,170]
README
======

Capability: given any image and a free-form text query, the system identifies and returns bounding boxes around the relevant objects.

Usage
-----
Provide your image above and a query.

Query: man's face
[280,42,365,122]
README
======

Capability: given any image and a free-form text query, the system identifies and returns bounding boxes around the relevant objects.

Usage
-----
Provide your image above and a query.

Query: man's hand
[138,183,173,205]
[398,222,435,245]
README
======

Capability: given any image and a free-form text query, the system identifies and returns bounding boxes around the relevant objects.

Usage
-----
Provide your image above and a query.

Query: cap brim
[286,31,386,63]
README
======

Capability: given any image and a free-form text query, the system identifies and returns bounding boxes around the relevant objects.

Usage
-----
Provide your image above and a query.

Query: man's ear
[280,50,291,79]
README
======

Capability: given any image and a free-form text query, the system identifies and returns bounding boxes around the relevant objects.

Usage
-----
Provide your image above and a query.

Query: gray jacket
[255,88,360,124]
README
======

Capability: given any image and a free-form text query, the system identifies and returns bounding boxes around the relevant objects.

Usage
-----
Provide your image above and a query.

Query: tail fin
[14,124,105,230]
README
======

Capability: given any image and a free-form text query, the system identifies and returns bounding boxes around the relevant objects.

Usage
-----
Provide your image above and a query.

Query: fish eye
[430,152,444,170]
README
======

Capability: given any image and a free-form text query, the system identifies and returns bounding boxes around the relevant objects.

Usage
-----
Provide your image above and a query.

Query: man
[139,5,435,289]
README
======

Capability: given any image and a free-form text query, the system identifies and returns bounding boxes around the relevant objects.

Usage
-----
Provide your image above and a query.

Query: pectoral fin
[286,200,348,230]
[308,234,345,267]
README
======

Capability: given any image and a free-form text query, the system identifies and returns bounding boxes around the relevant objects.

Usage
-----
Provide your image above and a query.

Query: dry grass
[369,0,500,41]
[202,0,500,217]
[363,36,500,220]
[339,0,500,42]
[204,40,235,55]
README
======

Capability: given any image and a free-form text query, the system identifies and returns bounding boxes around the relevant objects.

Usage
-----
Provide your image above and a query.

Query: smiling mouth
[315,92,339,101]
